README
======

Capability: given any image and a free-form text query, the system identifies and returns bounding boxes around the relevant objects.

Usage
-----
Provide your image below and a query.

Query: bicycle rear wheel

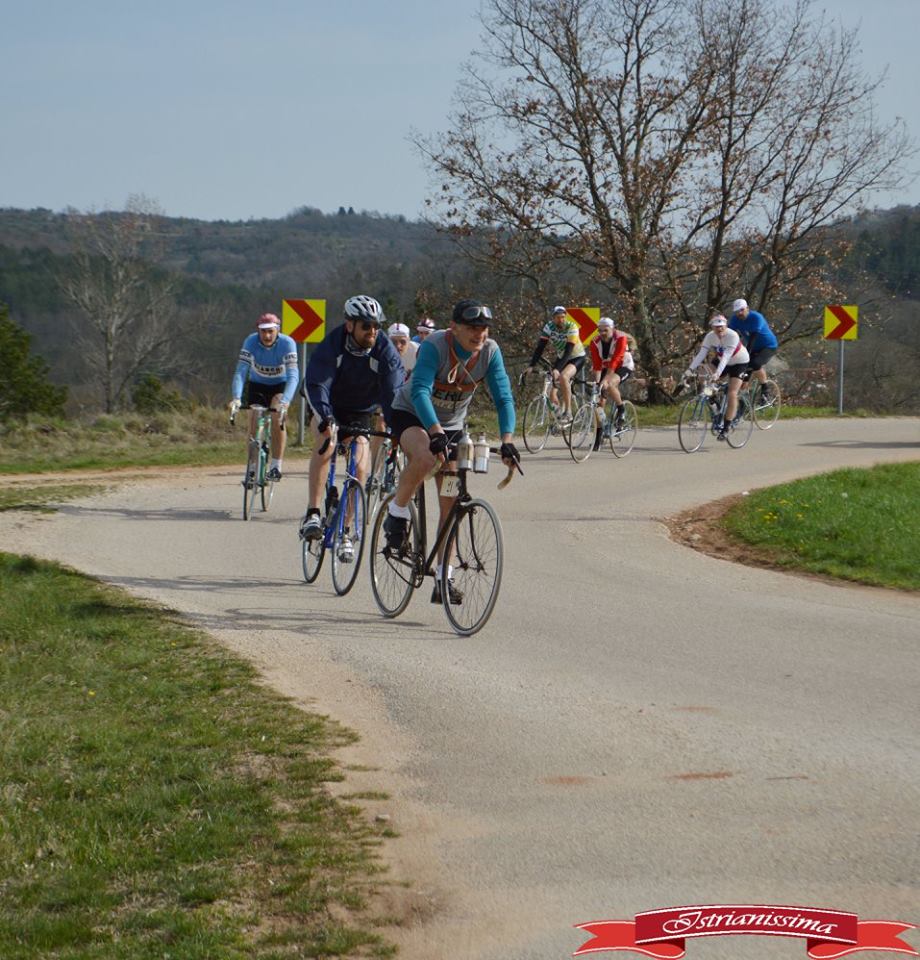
[331,481,367,596]
[302,526,326,583]
[567,404,595,463]
[442,499,503,637]
[369,496,421,618]
[522,395,551,453]
[366,441,388,518]
[610,400,638,457]
[242,445,260,520]
[678,398,709,453]
[726,394,754,448]
[752,378,782,429]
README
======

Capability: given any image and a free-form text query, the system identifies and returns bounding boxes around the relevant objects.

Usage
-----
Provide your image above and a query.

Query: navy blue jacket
[303,325,403,424]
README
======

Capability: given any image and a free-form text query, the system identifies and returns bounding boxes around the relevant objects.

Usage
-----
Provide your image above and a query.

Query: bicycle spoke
[331,482,366,596]
[678,397,708,453]
[369,497,420,617]
[610,400,638,457]
[522,395,552,453]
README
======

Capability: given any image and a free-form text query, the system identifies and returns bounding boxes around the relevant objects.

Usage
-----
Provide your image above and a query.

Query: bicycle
[301,424,390,596]
[747,374,782,429]
[230,404,280,521]
[368,432,520,637]
[677,373,754,453]
[520,357,583,454]
[567,379,639,462]
[366,434,404,519]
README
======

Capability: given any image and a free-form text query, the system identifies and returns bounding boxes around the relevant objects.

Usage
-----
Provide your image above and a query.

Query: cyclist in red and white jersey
[684,314,750,441]
[589,317,632,428]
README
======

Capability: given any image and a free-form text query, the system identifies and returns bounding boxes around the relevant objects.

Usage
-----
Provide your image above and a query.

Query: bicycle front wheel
[243,446,260,520]
[522,395,551,453]
[610,400,638,458]
[331,481,367,596]
[369,496,421,618]
[678,397,708,453]
[726,395,754,449]
[567,404,596,463]
[302,526,326,583]
[442,499,503,637]
[752,378,782,429]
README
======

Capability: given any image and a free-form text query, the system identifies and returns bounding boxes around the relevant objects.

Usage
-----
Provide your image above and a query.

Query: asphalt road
[3,417,919,960]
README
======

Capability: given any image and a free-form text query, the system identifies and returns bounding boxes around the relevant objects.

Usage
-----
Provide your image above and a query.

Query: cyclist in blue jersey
[728,298,779,398]
[229,313,299,481]
[384,298,521,605]
[299,295,404,554]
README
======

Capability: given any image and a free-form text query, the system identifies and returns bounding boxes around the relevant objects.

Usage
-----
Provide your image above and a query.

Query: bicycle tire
[331,481,367,596]
[522,395,552,453]
[302,525,326,583]
[678,397,709,453]
[366,441,388,518]
[567,403,595,463]
[369,495,421,618]
[441,498,504,637]
[726,393,754,448]
[752,378,782,429]
[243,445,260,520]
[610,400,638,457]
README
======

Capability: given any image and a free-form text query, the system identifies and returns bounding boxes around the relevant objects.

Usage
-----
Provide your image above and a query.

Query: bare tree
[59,195,179,412]
[418,0,914,398]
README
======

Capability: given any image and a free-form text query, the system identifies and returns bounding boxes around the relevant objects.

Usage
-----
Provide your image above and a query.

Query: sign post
[282,299,326,444]
[823,304,858,415]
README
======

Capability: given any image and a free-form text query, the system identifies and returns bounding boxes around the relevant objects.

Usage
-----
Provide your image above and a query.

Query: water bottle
[473,434,490,474]
[457,429,474,471]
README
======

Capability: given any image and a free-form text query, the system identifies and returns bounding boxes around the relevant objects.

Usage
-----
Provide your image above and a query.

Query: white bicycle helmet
[344,295,383,324]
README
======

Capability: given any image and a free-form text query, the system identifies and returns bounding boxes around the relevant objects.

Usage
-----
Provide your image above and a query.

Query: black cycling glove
[500,442,523,474]
[428,433,449,456]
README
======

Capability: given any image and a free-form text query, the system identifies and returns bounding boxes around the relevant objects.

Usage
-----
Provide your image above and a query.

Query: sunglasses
[354,320,380,331]
[459,304,493,322]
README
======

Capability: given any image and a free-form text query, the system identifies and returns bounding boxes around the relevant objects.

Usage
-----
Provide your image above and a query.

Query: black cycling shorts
[388,409,461,461]
[554,354,587,374]
[748,347,777,372]
[247,381,286,408]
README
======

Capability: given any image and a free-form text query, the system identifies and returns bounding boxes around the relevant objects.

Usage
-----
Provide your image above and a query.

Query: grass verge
[722,462,920,590]
[0,553,396,959]
[0,484,106,512]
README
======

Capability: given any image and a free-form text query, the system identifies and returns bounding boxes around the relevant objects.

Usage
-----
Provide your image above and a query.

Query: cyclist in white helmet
[299,296,404,555]
[684,314,750,440]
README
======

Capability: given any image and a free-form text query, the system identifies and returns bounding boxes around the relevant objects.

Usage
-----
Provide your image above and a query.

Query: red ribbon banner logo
[575,905,917,959]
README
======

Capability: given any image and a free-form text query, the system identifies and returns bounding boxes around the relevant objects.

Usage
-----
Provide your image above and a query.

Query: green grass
[0,484,107,512]
[0,553,397,959]
[722,462,920,590]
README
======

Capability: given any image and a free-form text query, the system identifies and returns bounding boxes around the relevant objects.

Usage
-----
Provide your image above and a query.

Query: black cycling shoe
[300,512,322,541]
[267,466,282,482]
[431,578,463,605]
[384,513,408,550]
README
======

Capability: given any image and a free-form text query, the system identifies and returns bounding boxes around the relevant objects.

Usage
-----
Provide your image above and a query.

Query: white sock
[388,501,411,519]
[271,458,282,471]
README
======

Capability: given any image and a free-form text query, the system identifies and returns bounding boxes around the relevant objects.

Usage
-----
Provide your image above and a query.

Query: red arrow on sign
[285,299,324,342]
[825,304,857,340]
[567,307,598,345]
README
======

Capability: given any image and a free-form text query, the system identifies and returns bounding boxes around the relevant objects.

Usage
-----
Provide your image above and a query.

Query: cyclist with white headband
[684,314,750,441]
[229,313,299,481]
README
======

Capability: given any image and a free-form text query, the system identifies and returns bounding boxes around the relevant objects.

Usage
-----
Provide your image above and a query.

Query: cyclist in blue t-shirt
[728,298,779,398]
[229,313,299,481]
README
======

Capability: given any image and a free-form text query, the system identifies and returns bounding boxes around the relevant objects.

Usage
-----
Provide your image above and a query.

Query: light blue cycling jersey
[231,332,299,404]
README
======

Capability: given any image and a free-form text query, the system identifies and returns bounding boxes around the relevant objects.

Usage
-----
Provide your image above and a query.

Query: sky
[3,0,919,223]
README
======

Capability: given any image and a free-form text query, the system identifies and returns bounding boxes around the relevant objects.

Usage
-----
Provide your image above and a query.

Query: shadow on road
[801,439,920,450]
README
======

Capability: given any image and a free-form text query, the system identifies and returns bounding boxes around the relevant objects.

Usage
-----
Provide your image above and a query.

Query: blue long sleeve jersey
[304,326,404,424]
[728,310,778,353]
[408,336,516,436]
[231,332,299,404]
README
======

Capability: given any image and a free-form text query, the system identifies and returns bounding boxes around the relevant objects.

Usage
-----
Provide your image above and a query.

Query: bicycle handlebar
[230,403,288,427]
[316,422,392,457]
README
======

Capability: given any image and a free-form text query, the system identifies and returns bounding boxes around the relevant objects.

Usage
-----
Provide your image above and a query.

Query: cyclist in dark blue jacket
[300,295,404,545]
[728,298,779,397]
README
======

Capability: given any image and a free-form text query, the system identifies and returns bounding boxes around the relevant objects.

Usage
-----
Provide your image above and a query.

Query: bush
[0,303,67,421]
[132,374,183,414]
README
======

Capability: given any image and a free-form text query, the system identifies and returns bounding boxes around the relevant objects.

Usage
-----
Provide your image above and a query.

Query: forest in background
[1,201,918,414]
